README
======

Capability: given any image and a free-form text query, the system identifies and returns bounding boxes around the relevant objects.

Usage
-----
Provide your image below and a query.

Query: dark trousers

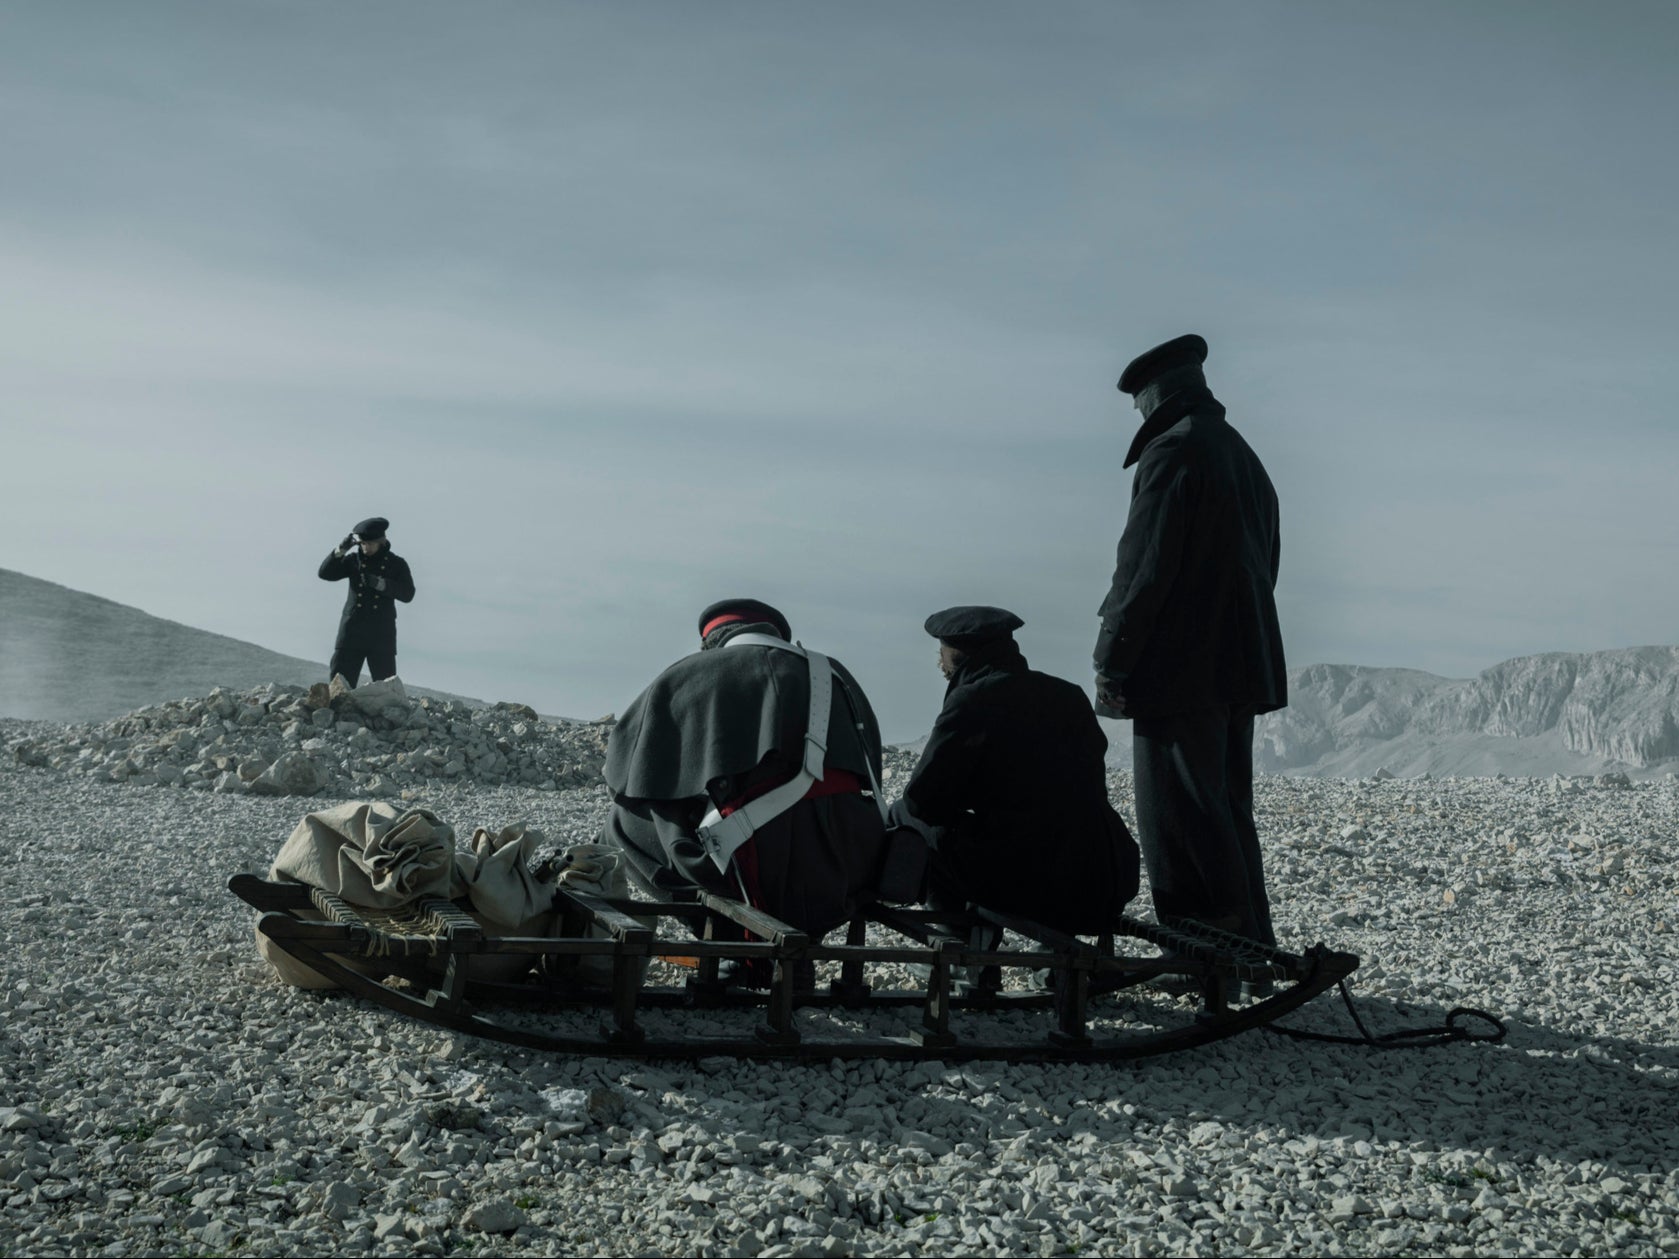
[329,628,396,688]
[924,807,1138,936]
[1132,706,1274,945]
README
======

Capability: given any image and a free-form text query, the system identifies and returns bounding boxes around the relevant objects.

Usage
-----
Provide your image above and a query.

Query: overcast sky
[3,2,1676,739]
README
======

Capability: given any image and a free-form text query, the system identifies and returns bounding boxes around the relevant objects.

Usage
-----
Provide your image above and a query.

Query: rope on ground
[1267,978,1507,1049]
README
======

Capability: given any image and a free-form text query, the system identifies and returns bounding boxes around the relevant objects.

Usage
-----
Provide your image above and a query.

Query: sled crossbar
[231,874,1358,1062]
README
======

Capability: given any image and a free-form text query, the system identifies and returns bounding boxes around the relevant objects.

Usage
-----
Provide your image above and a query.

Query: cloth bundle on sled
[253,801,636,991]
[236,798,1368,1063]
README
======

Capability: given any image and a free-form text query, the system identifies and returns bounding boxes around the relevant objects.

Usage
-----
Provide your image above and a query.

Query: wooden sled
[231,874,1359,1063]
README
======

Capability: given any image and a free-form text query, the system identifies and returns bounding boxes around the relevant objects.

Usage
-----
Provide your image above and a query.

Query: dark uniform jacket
[1095,393,1286,718]
[318,548,416,649]
[902,641,1140,932]
[602,621,887,929]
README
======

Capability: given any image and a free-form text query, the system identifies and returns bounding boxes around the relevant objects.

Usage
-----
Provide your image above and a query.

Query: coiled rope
[1268,978,1507,1049]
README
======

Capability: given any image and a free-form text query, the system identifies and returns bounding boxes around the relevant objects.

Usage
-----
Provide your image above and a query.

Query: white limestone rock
[464,1199,526,1234]
[249,751,325,797]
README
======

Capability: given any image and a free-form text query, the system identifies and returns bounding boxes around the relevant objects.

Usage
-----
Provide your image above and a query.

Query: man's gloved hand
[1094,673,1128,717]
[371,576,388,592]
[337,534,357,555]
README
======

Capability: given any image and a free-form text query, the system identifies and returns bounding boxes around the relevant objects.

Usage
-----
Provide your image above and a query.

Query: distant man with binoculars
[318,516,416,687]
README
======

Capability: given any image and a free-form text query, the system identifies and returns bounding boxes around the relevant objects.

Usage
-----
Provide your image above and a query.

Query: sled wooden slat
[233,873,1359,1062]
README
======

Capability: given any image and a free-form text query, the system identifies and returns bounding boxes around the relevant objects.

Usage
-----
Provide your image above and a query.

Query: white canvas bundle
[444,822,558,983]
[550,843,650,987]
[456,822,551,928]
[269,801,461,908]
[259,801,461,988]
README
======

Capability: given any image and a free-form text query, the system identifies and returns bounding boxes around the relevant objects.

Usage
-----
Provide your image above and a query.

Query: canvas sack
[270,801,461,907]
[545,843,652,987]
[450,822,558,983]
[258,801,461,987]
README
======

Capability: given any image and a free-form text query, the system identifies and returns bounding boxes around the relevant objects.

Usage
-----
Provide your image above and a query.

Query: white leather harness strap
[696,635,834,874]
[733,634,893,826]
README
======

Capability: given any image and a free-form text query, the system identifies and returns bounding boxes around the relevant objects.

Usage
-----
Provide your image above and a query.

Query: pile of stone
[7,677,612,798]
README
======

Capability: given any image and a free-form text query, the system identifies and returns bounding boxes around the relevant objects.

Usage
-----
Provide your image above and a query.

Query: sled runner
[231,874,1358,1062]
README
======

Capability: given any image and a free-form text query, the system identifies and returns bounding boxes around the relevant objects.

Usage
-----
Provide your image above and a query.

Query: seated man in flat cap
[600,599,890,971]
[318,516,416,687]
[893,606,1140,934]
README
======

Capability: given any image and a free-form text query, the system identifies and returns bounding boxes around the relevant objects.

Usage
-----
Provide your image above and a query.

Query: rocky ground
[6,679,613,799]
[3,712,1678,1258]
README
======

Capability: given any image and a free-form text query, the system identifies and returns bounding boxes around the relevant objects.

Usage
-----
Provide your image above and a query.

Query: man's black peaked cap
[352,516,390,540]
[698,598,792,642]
[924,605,1025,650]
[1117,333,1209,395]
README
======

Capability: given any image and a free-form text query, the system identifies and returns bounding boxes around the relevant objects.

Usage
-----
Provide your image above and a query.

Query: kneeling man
[601,599,889,939]
[894,606,1140,934]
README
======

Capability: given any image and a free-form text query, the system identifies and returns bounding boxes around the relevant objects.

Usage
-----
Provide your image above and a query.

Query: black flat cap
[698,598,792,642]
[352,516,389,540]
[924,605,1024,649]
[1118,333,1208,395]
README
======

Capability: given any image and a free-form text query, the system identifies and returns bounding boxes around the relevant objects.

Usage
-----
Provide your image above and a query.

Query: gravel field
[3,714,1678,1258]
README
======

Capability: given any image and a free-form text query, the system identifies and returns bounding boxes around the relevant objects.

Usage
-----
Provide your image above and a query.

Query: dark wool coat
[601,622,887,930]
[604,623,882,803]
[1094,394,1287,718]
[319,547,416,649]
[902,642,1140,932]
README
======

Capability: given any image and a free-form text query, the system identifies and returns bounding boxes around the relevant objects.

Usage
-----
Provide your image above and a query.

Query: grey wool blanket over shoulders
[603,640,882,803]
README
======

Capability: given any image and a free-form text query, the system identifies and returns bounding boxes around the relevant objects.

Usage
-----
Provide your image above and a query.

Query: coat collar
[945,638,1028,695]
[703,620,784,651]
[1122,390,1224,468]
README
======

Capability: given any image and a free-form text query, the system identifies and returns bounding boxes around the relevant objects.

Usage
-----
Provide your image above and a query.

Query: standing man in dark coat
[318,516,416,688]
[895,606,1140,935]
[601,599,889,951]
[1094,334,1286,944]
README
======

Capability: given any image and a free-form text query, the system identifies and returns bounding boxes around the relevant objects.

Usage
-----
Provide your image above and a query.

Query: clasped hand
[1094,674,1127,716]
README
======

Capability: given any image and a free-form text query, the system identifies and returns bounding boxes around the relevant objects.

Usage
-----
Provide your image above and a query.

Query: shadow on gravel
[472,988,1678,1181]
[1153,991,1679,1177]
